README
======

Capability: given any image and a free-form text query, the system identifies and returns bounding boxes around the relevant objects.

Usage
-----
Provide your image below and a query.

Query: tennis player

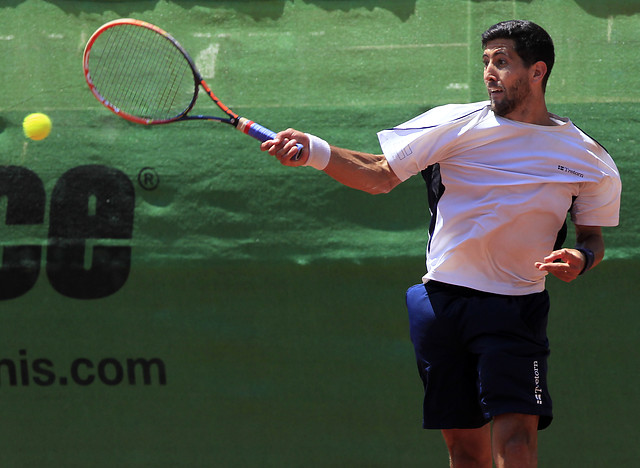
[262,20,621,468]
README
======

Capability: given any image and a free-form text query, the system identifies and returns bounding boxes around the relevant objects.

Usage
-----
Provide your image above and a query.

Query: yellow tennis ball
[23,113,52,141]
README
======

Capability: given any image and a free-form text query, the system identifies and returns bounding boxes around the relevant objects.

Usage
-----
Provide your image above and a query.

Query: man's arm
[535,225,605,282]
[260,129,402,195]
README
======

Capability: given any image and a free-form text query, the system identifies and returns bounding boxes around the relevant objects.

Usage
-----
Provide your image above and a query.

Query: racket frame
[83,19,291,143]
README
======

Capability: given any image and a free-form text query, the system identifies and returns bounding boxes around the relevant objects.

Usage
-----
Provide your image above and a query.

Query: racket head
[83,19,200,125]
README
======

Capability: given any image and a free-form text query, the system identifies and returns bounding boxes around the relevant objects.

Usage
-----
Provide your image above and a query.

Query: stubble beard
[490,79,531,118]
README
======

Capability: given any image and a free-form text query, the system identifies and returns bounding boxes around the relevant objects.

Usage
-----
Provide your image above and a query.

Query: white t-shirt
[377,101,621,295]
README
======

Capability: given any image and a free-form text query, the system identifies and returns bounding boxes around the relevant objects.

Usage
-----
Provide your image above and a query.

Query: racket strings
[88,24,195,121]
[155,46,189,115]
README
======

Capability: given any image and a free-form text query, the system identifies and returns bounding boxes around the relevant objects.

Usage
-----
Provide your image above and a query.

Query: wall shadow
[574,0,640,18]
[304,0,417,21]
[470,0,533,3]
[7,0,640,21]
[470,0,640,18]
[4,0,416,22]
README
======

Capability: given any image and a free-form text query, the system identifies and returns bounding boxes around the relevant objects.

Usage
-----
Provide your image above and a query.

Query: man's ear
[531,61,548,85]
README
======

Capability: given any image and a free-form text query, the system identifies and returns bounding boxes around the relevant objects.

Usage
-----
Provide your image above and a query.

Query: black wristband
[576,247,595,275]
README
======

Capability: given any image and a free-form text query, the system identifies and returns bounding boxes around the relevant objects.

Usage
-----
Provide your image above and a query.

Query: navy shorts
[406,281,553,430]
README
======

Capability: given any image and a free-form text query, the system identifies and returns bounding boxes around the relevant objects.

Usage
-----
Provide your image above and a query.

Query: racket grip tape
[236,117,302,160]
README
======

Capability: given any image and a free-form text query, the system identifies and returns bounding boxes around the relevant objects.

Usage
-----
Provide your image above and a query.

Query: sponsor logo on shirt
[558,165,584,178]
[396,145,413,160]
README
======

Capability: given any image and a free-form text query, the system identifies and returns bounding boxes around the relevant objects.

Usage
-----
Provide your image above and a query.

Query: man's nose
[484,64,497,82]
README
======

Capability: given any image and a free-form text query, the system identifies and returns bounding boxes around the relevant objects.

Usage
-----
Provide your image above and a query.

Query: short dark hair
[482,20,555,89]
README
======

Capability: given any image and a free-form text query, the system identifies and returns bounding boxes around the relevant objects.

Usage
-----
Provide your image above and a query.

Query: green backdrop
[1,0,638,466]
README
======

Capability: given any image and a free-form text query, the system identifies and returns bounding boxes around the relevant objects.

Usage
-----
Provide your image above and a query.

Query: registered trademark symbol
[137,167,159,191]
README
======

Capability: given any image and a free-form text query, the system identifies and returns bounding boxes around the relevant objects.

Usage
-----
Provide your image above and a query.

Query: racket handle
[237,117,303,160]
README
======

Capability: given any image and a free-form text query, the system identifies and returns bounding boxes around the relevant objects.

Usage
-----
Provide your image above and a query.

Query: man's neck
[503,97,556,126]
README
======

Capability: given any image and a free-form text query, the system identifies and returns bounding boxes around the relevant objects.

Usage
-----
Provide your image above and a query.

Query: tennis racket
[82,18,301,158]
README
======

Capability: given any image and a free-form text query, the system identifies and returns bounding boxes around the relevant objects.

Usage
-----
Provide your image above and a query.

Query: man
[261,20,621,468]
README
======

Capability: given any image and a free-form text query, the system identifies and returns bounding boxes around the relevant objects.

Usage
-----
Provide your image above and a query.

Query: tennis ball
[23,113,52,141]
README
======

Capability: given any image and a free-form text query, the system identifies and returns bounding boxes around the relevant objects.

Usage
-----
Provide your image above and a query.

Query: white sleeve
[377,102,489,181]
[571,166,621,227]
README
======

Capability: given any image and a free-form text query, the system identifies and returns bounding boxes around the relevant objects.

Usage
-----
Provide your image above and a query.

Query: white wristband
[304,133,331,170]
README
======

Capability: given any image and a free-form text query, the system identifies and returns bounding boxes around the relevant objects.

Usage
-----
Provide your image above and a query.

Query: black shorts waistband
[425,280,545,299]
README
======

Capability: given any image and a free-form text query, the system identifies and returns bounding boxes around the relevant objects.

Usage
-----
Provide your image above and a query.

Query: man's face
[483,39,532,118]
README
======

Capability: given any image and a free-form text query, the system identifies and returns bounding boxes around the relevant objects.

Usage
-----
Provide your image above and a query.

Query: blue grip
[246,121,277,142]
[242,119,303,160]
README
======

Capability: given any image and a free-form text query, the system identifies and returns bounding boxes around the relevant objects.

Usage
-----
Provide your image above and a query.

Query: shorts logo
[533,360,543,405]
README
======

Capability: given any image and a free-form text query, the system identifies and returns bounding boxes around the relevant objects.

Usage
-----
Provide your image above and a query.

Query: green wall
[1,1,638,466]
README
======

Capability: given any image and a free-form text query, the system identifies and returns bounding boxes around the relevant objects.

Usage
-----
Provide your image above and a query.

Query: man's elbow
[364,175,401,195]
